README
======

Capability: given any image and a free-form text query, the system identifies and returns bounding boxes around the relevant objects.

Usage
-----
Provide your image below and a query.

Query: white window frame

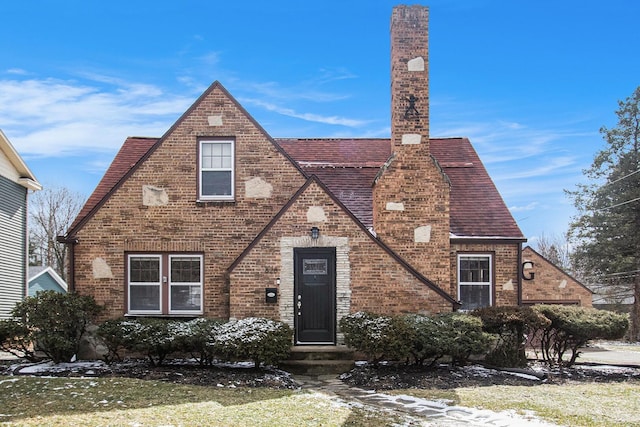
[457,254,493,311]
[168,254,203,315]
[128,254,162,315]
[199,139,234,201]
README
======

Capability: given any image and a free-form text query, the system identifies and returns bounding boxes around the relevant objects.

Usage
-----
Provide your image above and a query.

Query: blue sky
[1,0,638,243]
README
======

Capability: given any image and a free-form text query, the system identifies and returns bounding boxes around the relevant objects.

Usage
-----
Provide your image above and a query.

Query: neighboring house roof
[0,129,42,191]
[522,246,593,294]
[28,266,68,295]
[67,135,524,240]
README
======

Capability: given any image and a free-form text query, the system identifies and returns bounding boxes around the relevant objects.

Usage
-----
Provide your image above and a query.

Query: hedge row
[341,306,629,368]
[98,317,293,368]
[340,311,493,366]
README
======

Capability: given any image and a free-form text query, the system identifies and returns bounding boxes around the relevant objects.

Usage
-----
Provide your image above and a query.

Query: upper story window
[457,254,492,311]
[199,140,234,200]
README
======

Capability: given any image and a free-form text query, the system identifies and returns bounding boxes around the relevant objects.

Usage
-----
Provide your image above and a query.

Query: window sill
[196,199,236,207]
[125,313,203,318]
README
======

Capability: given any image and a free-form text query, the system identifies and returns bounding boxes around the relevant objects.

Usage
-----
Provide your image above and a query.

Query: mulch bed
[2,358,639,390]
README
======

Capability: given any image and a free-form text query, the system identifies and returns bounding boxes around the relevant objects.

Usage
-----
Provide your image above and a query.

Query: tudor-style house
[61,5,530,345]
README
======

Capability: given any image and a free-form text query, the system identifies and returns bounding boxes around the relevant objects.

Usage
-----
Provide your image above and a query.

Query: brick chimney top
[390,5,429,152]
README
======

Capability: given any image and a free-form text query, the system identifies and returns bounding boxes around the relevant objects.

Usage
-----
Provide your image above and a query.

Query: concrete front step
[281,345,356,375]
[288,345,355,361]
[280,359,355,375]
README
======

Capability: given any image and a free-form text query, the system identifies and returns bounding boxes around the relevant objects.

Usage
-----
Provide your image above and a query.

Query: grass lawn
[392,380,640,427]
[0,376,402,427]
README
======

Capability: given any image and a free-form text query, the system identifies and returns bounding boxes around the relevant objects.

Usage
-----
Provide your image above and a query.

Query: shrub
[533,305,629,367]
[402,314,447,366]
[473,306,550,367]
[211,317,292,368]
[339,312,412,365]
[437,312,493,365]
[126,318,182,366]
[9,291,103,363]
[172,318,222,366]
[96,318,142,364]
[0,319,39,361]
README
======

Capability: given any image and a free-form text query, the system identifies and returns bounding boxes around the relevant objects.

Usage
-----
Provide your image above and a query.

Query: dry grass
[394,380,640,427]
[0,376,401,427]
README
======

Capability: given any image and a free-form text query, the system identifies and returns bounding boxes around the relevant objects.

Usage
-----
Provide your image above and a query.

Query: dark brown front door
[294,248,336,344]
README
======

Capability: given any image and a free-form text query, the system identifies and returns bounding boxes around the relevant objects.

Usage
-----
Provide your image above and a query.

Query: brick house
[61,6,531,345]
[521,246,593,307]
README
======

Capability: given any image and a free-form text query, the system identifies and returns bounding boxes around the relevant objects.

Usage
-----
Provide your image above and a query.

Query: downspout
[517,242,523,306]
[56,235,78,293]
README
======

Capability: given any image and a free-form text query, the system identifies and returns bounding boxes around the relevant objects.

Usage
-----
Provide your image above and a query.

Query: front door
[294,247,336,344]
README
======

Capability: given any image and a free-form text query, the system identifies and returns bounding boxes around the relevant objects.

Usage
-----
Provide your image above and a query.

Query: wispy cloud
[0,76,193,157]
[240,97,369,127]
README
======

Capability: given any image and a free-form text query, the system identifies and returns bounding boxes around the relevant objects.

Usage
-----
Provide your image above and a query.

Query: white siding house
[0,130,41,319]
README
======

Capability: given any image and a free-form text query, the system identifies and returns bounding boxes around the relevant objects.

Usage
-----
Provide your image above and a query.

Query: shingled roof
[277,137,524,239]
[67,136,523,240]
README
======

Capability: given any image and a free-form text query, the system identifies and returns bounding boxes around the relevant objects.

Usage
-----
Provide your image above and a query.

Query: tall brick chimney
[372,5,451,292]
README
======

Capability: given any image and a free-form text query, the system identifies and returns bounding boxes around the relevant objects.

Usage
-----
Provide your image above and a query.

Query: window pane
[202,171,232,196]
[130,257,160,283]
[130,284,160,311]
[170,285,201,311]
[460,256,490,283]
[171,257,201,283]
[460,284,490,311]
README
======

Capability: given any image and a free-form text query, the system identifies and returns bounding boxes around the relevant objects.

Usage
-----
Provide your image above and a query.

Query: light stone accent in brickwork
[92,257,114,279]
[306,206,327,222]
[279,236,351,344]
[401,133,422,145]
[503,279,514,291]
[207,115,223,126]
[408,56,425,71]
[386,202,405,211]
[245,176,273,198]
[414,225,431,243]
[559,279,567,289]
[142,185,169,206]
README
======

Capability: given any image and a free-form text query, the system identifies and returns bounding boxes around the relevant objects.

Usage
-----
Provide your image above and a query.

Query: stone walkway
[293,374,557,426]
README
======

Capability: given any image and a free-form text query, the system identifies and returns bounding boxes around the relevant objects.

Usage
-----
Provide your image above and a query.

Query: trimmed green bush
[474,306,550,367]
[210,317,293,368]
[533,305,628,367]
[402,314,447,366]
[341,312,492,366]
[339,312,412,365]
[173,318,222,366]
[437,312,493,365]
[8,291,103,363]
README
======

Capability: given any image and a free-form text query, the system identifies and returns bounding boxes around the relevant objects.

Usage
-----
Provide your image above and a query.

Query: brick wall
[521,246,593,306]
[73,83,306,320]
[373,5,451,289]
[450,241,521,306]
[229,180,455,334]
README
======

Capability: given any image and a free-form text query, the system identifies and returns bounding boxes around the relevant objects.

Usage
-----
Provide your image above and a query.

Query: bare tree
[534,233,574,272]
[29,187,85,282]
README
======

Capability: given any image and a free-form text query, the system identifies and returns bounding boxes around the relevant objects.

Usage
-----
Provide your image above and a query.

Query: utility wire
[594,196,640,211]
